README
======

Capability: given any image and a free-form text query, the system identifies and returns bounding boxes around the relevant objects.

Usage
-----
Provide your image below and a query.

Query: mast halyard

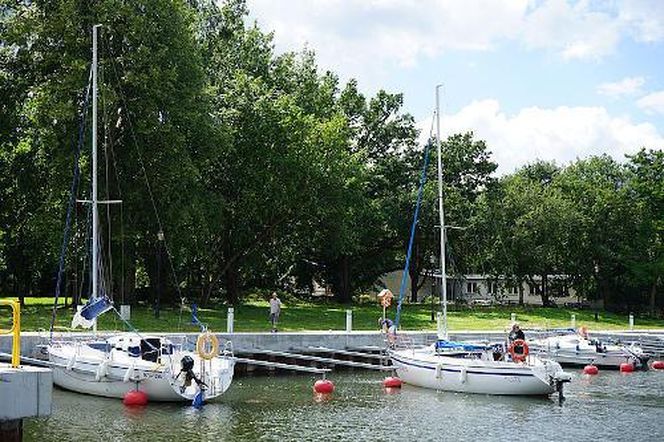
[435,84,447,340]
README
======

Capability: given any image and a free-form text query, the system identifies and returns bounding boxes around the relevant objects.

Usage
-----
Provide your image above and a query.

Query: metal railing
[0,299,21,367]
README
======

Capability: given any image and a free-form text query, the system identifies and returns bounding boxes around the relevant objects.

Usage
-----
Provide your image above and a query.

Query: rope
[110,306,159,352]
[394,112,435,329]
[50,68,93,341]
[105,36,184,302]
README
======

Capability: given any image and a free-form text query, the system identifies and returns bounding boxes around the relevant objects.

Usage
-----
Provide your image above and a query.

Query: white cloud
[247,0,664,81]
[618,0,664,42]
[637,91,664,114]
[248,0,528,82]
[521,0,621,60]
[418,99,664,174]
[597,77,645,97]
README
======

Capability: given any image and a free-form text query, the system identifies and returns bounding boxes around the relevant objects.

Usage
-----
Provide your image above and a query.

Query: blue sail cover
[435,340,488,352]
[71,296,113,329]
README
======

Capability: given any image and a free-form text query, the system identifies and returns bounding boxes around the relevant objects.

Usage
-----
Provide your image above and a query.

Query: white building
[377,271,580,306]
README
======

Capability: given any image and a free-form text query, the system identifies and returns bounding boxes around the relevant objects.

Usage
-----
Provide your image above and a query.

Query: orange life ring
[508,339,529,362]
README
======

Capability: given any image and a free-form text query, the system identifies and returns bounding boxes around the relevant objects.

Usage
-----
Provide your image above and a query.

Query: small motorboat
[528,329,649,369]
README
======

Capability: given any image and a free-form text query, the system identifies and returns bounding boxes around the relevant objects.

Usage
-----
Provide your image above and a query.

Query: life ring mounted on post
[196,332,219,360]
[508,339,529,363]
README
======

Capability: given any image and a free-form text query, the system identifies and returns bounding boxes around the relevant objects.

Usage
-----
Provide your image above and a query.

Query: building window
[509,286,519,295]
[529,283,540,296]
[488,282,498,294]
[466,282,478,294]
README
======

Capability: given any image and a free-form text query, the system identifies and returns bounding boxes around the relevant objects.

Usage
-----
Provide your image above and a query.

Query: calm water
[25,370,664,442]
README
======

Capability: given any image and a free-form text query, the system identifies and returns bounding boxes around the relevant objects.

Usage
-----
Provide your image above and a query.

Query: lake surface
[25,369,664,442]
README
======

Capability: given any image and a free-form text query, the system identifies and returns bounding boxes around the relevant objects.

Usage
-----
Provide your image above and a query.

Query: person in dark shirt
[508,323,525,342]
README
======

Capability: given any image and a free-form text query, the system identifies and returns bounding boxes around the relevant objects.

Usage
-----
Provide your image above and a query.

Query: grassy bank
[2,297,663,333]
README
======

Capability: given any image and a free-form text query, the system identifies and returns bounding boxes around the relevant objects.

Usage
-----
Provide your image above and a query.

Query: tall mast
[92,24,100,302]
[435,84,447,339]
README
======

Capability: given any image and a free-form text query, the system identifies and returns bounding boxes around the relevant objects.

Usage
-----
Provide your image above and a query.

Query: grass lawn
[2,296,663,333]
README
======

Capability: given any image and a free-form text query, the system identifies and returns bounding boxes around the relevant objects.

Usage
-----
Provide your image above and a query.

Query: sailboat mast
[92,24,100,302]
[435,84,447,339]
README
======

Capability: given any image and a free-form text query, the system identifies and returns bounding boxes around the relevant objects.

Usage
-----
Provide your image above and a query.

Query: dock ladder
[0,298,21,367]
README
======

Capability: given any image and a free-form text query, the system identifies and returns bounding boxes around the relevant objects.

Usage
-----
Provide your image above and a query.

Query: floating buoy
[620,363,634,373]
[583,365,599,375]
[652,361,664,370]
[313,379,335,394]
[123,390,148,406]
[383,376,402,388]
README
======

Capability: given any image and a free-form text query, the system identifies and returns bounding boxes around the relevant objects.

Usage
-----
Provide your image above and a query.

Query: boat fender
[95,359,109,381]
[508,339,529,363]
[435,363,443,380]
[123,362,135,383]
[66,354,77,371]
[459,367,467,384]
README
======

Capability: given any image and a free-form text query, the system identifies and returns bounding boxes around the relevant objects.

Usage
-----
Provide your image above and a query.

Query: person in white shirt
[269,292,282,332]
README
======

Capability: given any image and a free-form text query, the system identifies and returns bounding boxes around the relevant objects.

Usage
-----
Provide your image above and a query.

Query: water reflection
[24,370,664,442]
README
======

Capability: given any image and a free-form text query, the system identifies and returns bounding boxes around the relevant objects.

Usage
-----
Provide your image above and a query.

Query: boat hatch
[141,338,162,362]
[87,342,111,353]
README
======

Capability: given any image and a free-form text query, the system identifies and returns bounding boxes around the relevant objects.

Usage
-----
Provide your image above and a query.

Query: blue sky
[247,0,664,173]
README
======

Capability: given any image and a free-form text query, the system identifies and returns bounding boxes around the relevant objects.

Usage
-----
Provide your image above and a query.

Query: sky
[246,0,664,174]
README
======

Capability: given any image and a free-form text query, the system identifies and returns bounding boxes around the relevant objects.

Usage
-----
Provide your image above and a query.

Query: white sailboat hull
[48,335,235,402]
[389,348,567,396]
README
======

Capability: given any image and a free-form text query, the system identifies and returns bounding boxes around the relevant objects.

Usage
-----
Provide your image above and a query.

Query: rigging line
[50,68,93,340]
[394,110,435,329]
[106,41,184,300]
[110,307,159,351]
[102,34,126,304]
[100,49,115,302]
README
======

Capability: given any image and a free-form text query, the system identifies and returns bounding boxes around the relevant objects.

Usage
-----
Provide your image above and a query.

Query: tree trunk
[334,255,352,303]
[540,274,549,306]
[518,281,524,306]
[225,263,239,305]
[409,252,419,303]
[650,277,660,317]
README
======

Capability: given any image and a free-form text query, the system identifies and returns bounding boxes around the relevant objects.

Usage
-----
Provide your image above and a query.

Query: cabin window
[466,282,478,294]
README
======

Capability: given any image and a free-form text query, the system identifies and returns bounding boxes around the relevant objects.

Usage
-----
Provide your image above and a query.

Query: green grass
[2,297,663,333]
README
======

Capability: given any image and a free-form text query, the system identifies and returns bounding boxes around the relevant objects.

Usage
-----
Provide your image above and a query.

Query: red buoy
[383,376,403,388]
[583,365,599,375]
[123,390,149,406]
[620,362,634,373]
[652,360,664,370]
[313,379,335,394]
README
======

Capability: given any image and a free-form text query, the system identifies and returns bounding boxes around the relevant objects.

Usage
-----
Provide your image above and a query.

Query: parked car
[470,299,493,307]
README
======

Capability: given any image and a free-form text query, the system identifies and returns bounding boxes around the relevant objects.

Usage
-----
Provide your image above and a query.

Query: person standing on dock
[269,292,282,332]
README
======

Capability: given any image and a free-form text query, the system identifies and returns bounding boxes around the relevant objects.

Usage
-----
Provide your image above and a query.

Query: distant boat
[388,85,571,396]
[46,25,234,402]
[528,329,649,369]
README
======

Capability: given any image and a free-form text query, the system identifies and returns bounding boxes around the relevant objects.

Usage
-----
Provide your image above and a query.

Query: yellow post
[1,299,20,368]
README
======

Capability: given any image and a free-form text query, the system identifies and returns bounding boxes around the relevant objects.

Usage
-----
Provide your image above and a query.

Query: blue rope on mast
[394,141,432,329]
[50,70,93,340]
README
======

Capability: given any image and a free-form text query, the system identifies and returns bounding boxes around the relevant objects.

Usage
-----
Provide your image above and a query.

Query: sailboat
[46,25,234,402]
[388,85,571,396]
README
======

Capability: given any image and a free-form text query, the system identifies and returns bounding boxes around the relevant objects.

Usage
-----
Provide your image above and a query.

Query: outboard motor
[177,355,207,393]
